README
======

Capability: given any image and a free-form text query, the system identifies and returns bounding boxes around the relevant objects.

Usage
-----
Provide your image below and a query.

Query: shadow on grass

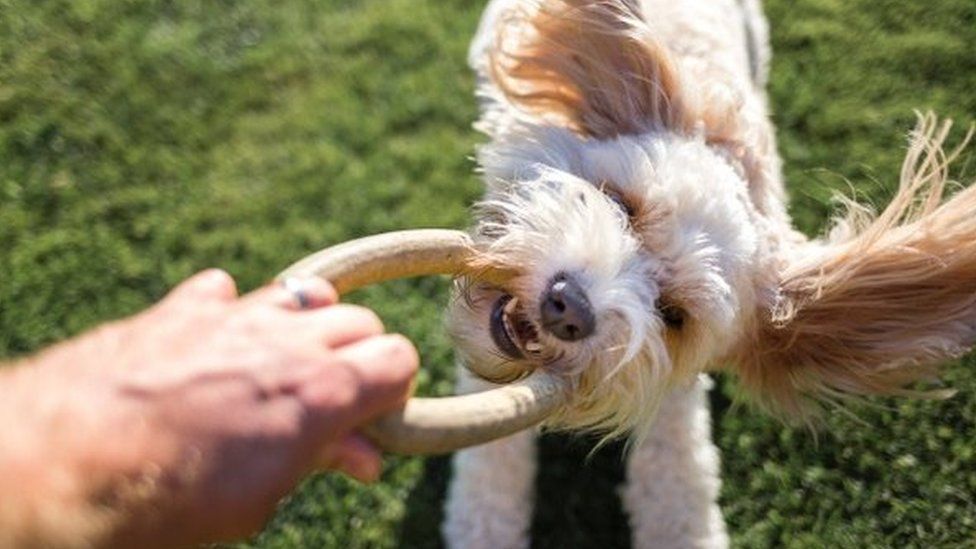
[398,455,451,549]
[531,434,631,549]
[397,433,635,549]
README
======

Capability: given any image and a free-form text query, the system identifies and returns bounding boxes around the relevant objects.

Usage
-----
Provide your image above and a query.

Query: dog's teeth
[500,297,544,356]
[502,315,518,343]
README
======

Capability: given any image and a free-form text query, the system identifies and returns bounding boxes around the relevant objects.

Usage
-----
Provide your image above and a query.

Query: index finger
[301,334,419,439]
[297,305,386,348]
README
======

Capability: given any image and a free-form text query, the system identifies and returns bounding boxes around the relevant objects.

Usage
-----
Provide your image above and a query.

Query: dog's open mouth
[490,295,543,360]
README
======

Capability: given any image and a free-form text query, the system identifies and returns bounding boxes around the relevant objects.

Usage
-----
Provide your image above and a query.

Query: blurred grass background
[1,0,975,547]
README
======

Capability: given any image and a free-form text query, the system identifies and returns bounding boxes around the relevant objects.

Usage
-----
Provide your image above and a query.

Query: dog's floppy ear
[490,0,692,138]
[733,114,976,420]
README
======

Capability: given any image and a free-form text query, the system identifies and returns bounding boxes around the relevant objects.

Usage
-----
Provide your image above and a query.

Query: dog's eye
[657,300,685,330]
[604,188,635,218]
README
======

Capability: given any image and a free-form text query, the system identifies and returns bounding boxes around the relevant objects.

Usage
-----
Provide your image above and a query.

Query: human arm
[0,269,417,548]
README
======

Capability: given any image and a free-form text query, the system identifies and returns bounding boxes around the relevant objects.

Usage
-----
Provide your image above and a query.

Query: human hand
[1,269,418,548]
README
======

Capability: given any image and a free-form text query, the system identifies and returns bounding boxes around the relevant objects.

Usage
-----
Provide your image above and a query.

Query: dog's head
[449,0,976,438]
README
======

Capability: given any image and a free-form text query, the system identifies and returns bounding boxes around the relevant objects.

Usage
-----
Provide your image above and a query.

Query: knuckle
[307,365,362,410]
[381,334,420,376]
[331,379,360,410]
[305,276,338,302]
[265,401,305,440]
[339,305,385,335]
[204,268,236,291]
[189,268,238,300]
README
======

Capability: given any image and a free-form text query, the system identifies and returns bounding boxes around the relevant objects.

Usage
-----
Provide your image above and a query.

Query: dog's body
[443,1,976,547]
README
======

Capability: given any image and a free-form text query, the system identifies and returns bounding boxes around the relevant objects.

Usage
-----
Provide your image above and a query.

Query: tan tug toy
[277,229,569,455]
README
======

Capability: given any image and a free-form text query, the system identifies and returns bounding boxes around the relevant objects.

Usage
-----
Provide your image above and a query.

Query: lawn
[1,0,975,547]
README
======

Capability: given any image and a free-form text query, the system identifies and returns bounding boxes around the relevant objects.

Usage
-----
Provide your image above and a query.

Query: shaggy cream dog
[442,0,976,547]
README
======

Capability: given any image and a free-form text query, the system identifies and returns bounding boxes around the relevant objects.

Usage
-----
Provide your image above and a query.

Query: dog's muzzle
[489,272,596,363]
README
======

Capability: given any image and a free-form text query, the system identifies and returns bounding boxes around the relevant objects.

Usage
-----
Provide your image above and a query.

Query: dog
[441,0,976,547]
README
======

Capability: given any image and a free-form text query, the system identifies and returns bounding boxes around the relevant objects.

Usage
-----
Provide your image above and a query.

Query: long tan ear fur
[734,113,976,420]
[489,0,694,138]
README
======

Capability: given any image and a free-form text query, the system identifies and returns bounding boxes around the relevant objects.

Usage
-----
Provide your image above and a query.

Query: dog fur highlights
[444,1,976,547]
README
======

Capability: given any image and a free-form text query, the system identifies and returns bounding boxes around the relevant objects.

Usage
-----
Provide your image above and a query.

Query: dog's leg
[442,367,537,549]
[621,375,728,549]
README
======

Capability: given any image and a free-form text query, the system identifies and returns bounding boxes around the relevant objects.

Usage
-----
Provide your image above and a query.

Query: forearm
[0,331,177,549]
[0,357,109,548]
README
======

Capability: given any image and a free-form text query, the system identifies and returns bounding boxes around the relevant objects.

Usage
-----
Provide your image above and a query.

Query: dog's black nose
[539,273,596,341]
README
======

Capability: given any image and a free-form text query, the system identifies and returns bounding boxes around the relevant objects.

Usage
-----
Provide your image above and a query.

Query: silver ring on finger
[281,277,312,310]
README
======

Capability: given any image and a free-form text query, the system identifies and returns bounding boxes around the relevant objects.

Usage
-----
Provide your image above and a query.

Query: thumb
[319,433,383,482]
[165,269,239,303]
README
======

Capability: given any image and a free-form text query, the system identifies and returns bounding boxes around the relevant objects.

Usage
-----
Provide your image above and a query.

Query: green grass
[2,0,975,547]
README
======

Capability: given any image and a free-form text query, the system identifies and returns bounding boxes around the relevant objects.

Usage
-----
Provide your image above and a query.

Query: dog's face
[449,128,762,433]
